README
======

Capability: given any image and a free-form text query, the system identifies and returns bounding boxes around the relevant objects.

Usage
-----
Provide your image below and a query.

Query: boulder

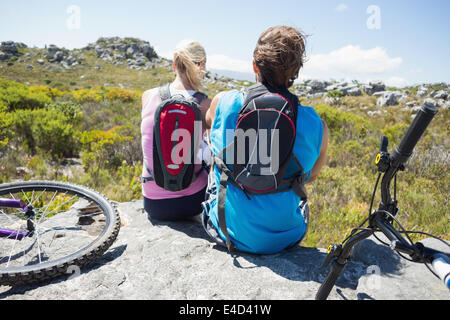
[0,51,10,61]
[362,84,374,95]
[141,44,155,59]
[376,92,397,107]
[95,45,104,57]
[46,44,59,55]
[416,86,428,98]
[347,87,362,96]
[369,81,385,93]
[0,41,18,55]
[307,92,327,99]
[135,57,147,66]
[325,84,339,92]
[54,51,64,62]
[0,200,447,300]
[436,99,450,109]
[307,79,329,91]
[430,90,448,100]
[66,55,77,66]
[117,44,128,53]
[373,91,387,97]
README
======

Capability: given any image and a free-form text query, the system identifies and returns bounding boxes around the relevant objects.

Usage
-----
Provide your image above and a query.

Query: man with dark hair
[202,26,328,254]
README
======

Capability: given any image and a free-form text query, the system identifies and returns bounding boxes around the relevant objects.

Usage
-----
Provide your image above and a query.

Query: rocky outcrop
[83,37,158,70]
[0,41,26,61]
[295,80,385,99]
[1,200,448,300]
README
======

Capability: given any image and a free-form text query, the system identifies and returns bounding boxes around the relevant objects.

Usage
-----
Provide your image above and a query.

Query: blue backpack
[212,83,308,251]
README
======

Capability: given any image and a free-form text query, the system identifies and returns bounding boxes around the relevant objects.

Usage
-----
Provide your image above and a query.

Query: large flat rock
[1,200,448,300]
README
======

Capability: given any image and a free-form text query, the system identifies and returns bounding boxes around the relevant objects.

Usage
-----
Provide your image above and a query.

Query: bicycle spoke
[21,190,31,205]
[35,190,59,225]
[30,188,47,208]
[34,215,42,264]
[35,193,78,224]
[5,226,21,268]
[0,208,18,224]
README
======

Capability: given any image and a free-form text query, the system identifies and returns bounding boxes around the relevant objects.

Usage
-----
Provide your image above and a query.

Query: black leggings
[144,186,207,221]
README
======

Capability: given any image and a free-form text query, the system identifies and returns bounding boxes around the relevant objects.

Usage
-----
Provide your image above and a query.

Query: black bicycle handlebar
[391,103,438,166]
[380,136,388,153]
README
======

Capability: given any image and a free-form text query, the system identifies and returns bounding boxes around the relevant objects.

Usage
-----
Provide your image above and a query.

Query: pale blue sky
[1,0,449,86]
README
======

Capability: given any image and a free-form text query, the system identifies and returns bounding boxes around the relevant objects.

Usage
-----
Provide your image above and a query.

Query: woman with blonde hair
[141,39,211,221]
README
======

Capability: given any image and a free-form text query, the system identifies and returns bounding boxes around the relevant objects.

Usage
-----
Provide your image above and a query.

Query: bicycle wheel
[0,180,120,286]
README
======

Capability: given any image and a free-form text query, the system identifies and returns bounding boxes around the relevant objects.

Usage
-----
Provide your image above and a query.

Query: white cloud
[303,45,402,75]
[155,45,405,86]
[207,54,252,74]
[335,3,348,12]
[384,76,409,88]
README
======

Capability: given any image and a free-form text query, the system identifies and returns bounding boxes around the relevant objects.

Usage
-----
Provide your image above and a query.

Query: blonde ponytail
[173,40,206,91]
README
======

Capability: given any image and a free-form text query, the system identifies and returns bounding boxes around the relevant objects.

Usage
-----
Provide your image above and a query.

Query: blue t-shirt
[204,89,323,254]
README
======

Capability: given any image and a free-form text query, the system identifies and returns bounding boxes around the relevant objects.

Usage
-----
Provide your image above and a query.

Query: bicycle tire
[0,180,120,286]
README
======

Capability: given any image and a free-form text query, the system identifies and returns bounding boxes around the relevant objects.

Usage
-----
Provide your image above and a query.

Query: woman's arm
[142,90,151,108]
[307,119,328,183]
[199,97,212,129]
[205,92,226,129]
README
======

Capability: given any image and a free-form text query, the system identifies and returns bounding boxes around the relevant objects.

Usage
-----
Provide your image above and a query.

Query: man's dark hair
[254,26,307,89]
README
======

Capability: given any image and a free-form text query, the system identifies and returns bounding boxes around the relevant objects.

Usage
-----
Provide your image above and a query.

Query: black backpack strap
[218,170,235,252]
[244,154,308,199]
[286,154,308,200]
[141,161,155,184]
[159,84,172,101]
[214,155,237,252]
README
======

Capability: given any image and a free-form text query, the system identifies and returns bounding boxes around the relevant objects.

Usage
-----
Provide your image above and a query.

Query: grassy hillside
[0,38,448,248]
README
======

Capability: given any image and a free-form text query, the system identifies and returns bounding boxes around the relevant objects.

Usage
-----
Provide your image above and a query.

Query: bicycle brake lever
[322,244,342,268]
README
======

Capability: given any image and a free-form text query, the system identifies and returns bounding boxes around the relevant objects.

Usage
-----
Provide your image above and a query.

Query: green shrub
[0,79,52,110]
[11,108,79,158]
[45,101,83,125]
[0,101,12,148]
[315,104,376,139]
[326,90,344,98]
[105,88,139,102]
[71,87,103,103]
[382,123,409,146]
[80,126,133,170]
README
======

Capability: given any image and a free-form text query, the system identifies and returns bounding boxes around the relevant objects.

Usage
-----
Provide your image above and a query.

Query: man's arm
[307,119,328,183]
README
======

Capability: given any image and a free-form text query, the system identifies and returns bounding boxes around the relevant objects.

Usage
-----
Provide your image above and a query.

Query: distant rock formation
[83,37,159,70]
[0,41,27,61]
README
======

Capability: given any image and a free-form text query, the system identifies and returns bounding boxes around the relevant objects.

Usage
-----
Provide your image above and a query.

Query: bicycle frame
[0,198,33,240]
[315,103,449,300]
